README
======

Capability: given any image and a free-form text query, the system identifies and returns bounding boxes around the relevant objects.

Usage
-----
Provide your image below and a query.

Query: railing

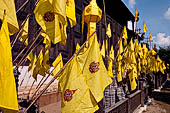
[97,90,143,113]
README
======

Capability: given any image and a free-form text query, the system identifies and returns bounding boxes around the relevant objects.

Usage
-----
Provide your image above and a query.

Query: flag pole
[30,53,62,100]
[13,28,41,65]
[16,0,30,13]
[23,31,97,113]
[11,0,40,49]
[13,22,38,58]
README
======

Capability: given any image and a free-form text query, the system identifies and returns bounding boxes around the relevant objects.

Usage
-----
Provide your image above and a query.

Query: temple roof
[97,0,135,26]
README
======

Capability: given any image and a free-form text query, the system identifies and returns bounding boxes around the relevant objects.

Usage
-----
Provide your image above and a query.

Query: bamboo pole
[23,31,96,113]
[13,28,41,64]
[16,0,30,13]
[11,0,40,48]
[102,0,109,58]
[31,54,62,99]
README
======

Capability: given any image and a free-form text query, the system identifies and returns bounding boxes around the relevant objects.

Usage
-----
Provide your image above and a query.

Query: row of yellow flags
[0,0,77,112]
[0,0,166,112]
[100,23,166,91]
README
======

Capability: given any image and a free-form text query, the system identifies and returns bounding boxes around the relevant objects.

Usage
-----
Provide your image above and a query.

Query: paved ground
[142,100,170,113]
[142,80,170,113]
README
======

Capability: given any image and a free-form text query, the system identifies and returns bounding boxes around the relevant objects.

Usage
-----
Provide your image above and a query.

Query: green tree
[158,46,170,73]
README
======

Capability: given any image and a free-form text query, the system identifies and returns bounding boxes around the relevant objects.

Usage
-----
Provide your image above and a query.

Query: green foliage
[158,46,170,73]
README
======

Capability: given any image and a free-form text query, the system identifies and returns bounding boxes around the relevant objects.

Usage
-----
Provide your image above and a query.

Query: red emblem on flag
[46,60,50,65]
[66,0,69,6]
[89,62,100,73]
[64,89,77,102]
[43,11,55,22]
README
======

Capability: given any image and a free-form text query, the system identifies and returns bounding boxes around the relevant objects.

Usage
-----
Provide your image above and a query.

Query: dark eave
[97,0,135,26]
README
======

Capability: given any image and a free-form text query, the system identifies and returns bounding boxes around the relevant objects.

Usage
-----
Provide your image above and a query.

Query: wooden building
[13,0,135,65]
[12,0,156,113]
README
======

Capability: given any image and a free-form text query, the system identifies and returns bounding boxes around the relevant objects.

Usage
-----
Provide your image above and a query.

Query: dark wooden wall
[13,0,134,65]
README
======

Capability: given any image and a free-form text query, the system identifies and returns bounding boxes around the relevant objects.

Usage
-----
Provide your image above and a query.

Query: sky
[122,0,170,48]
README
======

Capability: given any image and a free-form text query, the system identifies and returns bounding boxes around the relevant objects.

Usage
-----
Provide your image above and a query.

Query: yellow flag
[77,34,112,103]
[109,45,114,61]
[129,69,137,91]
[0,0,19,34]
[138,43,143,58]
[52,53,63,76]
[167,64,169,69]
[27,51,33,62]
[135,9,138,23]
[66,0,77,27]
[19,17,29,46]
[101,40,105,58]
[129,39,136,65]
[28,54,37,72]
[106,39,108,52]
[58,56,99,113]
[0,13,18,112]
[33,50,44,80]
[75,43,80,52]
[149,33,152,41]
[156,56,161,72]
[143,23,147,33]
[42,48,50,72]
[106,23,112,38]
[151,49,156,56]
[42,32,51,49]
[117,38,123,60]
[163,62,166,70]
[137,58,141,76]
[107,58,113,78]
[134,40,138,57]
[117,61,122,82]
[122,26,128,46]
[34,0,67,44]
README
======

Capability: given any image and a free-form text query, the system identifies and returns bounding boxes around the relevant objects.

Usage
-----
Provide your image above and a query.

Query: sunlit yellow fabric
[135,9,138,23]
[33,50,43,80]
[41,48,50,73]
[77,34,112,103]
[122,26,128,46]
[42,32,51,49]
[106,39,108,52]
[27,51,33,62]
[117,61,122,82]
[128,69,137,91]
[34,0,67,44]
[101,40,105,58]
[0,14,18,112]
[151,49,156,56]
[107,58,113,78]
[66,0,76,27]
[117,38,123,82]
[117,38,123,61]
[106,23,112,38]
[167,64,169,69]
[156,56,161,72]
[143,23,147,33]
[28,54,37,72]
[52,53,63,76]
[81,0,102,34]
[149,33,152,41]
[138,43,143,58]
[58,56,99,113]
[75,43,80,53]
[134,40,138,57]
[109,45,114,61]
[0,0,19,34]
[19,17,29,46]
